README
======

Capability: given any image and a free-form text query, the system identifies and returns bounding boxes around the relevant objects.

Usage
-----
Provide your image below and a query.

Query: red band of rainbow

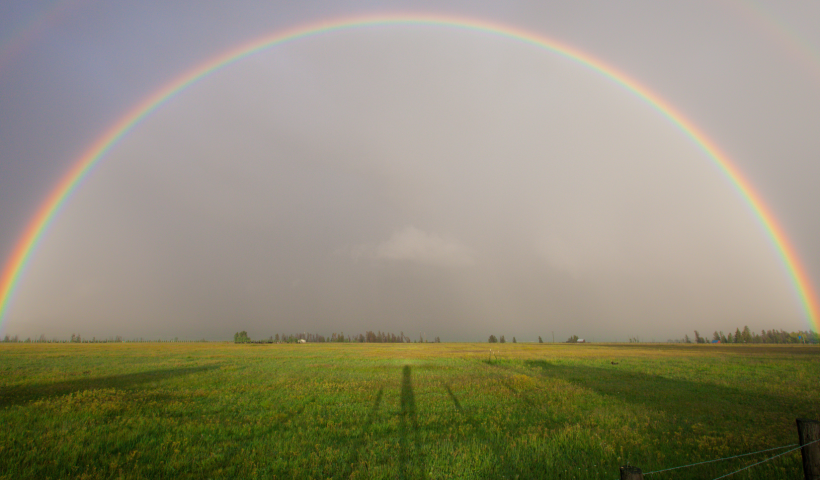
[1,14,817,328]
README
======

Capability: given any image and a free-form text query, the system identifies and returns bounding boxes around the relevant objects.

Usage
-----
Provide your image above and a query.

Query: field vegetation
[1,342,818,479]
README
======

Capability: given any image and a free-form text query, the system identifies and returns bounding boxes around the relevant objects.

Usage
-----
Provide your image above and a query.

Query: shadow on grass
[522,360,808,427]
[345,387,383,474]
[444,382,555,478]
[443,383,462,413]
[342,368,427,479]
[0,364,220,407]
[457,359,809,478]
[400,365,427,480]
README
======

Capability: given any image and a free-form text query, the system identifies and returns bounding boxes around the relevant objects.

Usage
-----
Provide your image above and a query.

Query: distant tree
[712,331,720,342]
[742,326,752,343]
[538,336,543,343]
[234,331,251,343]
[566,335,579,343]
[693,330,702,344]
[719,331,727,343]
[488,335,498,343]
[684,334,691,343]
[500,335,506,343]
[435,336,441,343]
[766,330,775,343]
[512,337,517,343]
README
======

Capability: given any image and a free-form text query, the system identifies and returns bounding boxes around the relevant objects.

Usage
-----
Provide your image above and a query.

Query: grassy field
[1,342,818,479]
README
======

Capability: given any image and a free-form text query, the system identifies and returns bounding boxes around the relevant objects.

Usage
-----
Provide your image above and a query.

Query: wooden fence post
[797,419,820,480]
[619,465,643,480]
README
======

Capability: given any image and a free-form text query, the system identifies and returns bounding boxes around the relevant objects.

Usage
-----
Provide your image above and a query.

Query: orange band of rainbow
[1,14,816,328]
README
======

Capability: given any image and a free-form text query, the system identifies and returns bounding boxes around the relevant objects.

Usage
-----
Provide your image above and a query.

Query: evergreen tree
[500,335,506,343]
[488,335,498,343]
[538,336,543,343]
[512,337,517,343]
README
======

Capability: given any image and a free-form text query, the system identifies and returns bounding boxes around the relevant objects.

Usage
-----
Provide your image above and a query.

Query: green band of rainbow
[1,14,817,328]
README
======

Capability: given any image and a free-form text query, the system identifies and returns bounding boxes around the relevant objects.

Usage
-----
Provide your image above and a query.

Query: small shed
[298,339,306,344]
[577,338,585,343]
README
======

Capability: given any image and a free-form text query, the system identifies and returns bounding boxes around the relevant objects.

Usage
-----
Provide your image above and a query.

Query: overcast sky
[1,1,819,341]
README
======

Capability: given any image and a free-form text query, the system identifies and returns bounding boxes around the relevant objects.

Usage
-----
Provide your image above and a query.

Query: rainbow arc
[0,14,816,328]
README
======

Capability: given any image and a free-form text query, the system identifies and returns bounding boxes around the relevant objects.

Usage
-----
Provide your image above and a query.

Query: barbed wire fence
[618,419,820,479]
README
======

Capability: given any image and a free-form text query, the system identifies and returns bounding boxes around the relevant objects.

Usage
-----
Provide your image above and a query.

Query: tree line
[672,327,818,344]
[5,326,815,344]
[234,331,442,344]
[1,334,206,343]
[488,335,519,343]
[489,335,582,343]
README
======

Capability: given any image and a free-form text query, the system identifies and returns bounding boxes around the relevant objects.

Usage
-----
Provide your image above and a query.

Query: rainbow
[1,13,817,328]
[726,0,820,81]
[0,0,90,74]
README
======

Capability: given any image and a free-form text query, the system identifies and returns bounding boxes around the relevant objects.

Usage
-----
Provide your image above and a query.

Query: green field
[1,343,818,479]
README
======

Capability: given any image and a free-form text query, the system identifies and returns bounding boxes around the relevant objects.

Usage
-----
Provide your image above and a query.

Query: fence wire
[710,438,820,480]
[634,437,820,478]
[643,444,797,475]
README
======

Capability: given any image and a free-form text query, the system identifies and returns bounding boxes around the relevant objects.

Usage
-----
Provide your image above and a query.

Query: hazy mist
[2,1,819,341]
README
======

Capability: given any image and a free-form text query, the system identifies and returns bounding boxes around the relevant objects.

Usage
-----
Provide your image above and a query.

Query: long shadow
[400,366,426,480]
[444,382,547,478]
[0,364,220,407]
[516,360,813,476]
[438,360,802,478]
[344,387,383,475]
[523,360,807,420]
[443,384,462,413]
[367,388,384,425]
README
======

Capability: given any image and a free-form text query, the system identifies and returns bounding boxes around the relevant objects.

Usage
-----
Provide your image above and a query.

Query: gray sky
[1,1,819,341]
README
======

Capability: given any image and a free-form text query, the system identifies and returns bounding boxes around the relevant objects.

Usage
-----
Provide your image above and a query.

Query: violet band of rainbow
[1,14,817,327]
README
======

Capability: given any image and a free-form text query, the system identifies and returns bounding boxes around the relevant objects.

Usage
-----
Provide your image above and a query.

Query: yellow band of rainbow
[1,14,817,328]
